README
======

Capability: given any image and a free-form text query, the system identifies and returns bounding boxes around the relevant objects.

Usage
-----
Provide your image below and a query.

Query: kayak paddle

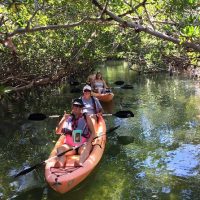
[70,87,82,93]
[69,81,80,86]
[14,125,119,178]
[28,110,134,121]
[103,110,134,118]
[120,84,133,89]
[114,81,125,85]
[70,85,133,93]
[14,143,85,178]
[28,113,60,121]
[70,80,125,86]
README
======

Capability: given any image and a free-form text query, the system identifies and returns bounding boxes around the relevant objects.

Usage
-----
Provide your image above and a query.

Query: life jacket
[62,113,90,138]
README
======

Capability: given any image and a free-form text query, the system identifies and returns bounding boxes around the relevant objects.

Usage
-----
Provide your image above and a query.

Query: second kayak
[91,92,114,102]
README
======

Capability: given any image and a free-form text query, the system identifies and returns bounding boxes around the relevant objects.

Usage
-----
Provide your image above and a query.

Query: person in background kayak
[54,98,96,167]
[86,73,96,86]
[80,85,103,121]
[91,71,110,94]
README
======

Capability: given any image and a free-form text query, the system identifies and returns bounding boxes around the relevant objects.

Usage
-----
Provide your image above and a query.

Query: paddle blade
[70,88,82,93]
[121,84,133,89]
[69,81,80,86]
[28,113,47,121]
[114,111,134,118]
[114,81,124,85]
[14,162,45,178]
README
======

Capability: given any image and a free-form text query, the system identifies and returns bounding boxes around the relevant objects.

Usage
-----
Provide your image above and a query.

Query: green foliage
[0,85,12,96]
[181,26,200,38]
[0,0,199,77]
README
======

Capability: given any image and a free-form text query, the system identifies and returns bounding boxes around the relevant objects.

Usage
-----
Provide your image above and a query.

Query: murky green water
[1,61,200,199]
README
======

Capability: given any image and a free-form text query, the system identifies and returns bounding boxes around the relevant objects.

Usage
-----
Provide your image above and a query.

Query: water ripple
[165,144,200,177]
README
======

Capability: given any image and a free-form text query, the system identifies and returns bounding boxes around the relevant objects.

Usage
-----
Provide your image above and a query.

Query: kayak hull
[91,92,114,102]
[45,116,106,194]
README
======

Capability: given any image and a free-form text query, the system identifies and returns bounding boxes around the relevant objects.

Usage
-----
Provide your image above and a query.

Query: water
[1,61,200,199]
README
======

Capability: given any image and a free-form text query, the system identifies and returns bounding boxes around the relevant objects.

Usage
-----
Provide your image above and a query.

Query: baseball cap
[72,98,84,107]
[83,85,92,92]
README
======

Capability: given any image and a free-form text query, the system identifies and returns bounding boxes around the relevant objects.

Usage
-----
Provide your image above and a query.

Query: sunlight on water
[165,144,200,177]
[2,61,200,199]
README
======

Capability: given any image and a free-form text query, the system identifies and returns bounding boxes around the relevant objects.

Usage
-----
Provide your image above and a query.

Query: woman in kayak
[80,85,103,123]
[81,85,103,114]
[54,98,96,167]
[91,72,109,94]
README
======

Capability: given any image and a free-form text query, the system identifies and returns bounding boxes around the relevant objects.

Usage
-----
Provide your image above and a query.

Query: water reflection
[1,61,200,199]
[165,144,200,177]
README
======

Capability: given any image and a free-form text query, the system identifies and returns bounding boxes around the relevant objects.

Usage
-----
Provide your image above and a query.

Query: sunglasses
[73,104,83,108]
[84,89,91,92]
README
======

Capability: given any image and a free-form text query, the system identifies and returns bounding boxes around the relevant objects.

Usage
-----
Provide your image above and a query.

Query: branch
[26,1,45,30]
[72,31,98,61]
[123,0,147,17]
[143,4,155,30]
[92,0,200,52]
[7,18,89,37]
[100,0,109,18]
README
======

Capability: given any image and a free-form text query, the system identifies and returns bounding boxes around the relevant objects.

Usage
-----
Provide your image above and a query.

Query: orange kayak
[91,92,114,102]
[45,115,106,193]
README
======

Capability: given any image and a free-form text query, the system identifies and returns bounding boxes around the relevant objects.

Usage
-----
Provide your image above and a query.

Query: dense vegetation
[0,0,199,95]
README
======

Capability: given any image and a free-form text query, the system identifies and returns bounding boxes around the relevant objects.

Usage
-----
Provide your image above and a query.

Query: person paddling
[54,98,95,167]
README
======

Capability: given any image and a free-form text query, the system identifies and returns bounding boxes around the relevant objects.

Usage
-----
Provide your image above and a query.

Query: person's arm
[87,75,95,86]
[86,115,96,140]
[55,111,69,134]
[102,79,109,88]
[91,80,95,91]
[95,98,103,116]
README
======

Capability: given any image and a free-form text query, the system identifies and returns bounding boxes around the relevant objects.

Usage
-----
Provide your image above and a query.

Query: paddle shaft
[102,113,113,117]
[70,80,125,86]
[14,125,120,178]
[28,110,134,121]
[14,143,85,178]
[103,111,134,118]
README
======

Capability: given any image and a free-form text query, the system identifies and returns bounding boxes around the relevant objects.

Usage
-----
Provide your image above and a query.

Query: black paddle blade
[14,162,45,178]
[69,81,80,86]
[28,113,47,121]
[121,84,133,89]
[114,111,134,118]
[70,88,82,93]
[114,81,124,85]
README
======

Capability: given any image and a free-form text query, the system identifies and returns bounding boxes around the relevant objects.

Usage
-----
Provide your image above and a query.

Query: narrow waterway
[1,61,200,199]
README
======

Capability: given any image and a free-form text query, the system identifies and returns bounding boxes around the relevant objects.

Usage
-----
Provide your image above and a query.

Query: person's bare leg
[55,144,75,167]
[78,143,92,165]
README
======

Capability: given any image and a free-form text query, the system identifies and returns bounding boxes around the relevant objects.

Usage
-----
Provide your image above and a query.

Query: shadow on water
[1,61,200,199]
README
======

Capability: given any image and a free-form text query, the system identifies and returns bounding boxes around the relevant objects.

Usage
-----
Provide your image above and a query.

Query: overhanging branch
[7,18,89,37]
[92,0,200,52]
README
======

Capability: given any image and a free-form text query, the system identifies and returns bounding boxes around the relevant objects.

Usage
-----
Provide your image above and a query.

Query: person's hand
[62,111,69,121]
[96,112,102,117]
